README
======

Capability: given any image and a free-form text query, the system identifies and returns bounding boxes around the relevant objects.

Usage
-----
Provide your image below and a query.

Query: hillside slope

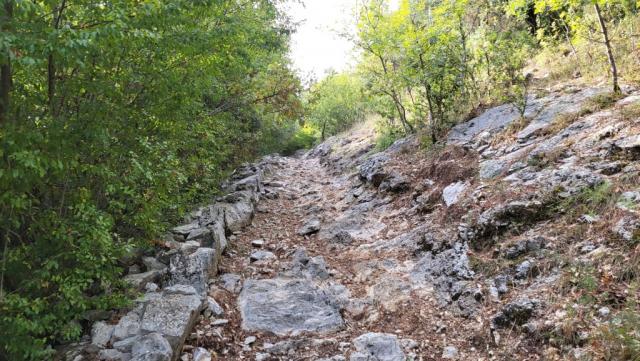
[66,85,640,361]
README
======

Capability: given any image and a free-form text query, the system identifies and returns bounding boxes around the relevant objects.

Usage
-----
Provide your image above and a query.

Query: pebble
[211,319,229,326]
[244,336,257,345]
[251,239,265,248]
[256,353,270,361]
[207,297,224,317]
[442,346,459,359]
[145,282,159,292]
[598,306,610,317]
[250,250,276,262]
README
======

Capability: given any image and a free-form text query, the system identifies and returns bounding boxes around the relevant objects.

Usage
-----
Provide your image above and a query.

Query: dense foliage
[0,1,302,359]
[304,73,369,140]
[353,0,535,143]
[335,0,639,147]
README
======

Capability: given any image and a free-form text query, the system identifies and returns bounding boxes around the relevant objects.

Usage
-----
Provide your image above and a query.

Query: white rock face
[140,290,203,350]
[91,321,115,348]
[442,181,468,207]
[238,278,344,336]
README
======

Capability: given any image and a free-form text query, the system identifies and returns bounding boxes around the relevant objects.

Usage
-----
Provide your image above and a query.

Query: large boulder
[238,278,344,336]
[130,333,173,361]
[218,193,255,232]
[140,287,203,352]
[91,321,115,348]
[166,247,218,294]
[411,242,479,317]
[460,200,547,249]
[442,181,468,207]
[359,154,390,187]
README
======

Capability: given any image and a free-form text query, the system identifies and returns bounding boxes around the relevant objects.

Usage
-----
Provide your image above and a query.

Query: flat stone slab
[238,278,344,336]
[140,291,203,350]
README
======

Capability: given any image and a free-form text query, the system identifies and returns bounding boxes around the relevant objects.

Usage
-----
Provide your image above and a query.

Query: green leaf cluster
[0,1,303,358]
[354,0,535,142]
[304,73,370,140]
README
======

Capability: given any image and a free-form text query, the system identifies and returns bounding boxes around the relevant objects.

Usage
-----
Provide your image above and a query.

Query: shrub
[375,122,403,151]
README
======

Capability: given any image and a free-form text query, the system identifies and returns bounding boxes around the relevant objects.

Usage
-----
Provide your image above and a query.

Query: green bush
[0,1,302,358]
[375,122,403,151]
[304,73,370,140]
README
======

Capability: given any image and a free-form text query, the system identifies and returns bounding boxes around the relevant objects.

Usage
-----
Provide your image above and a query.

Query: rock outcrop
[63,86,640,361]
[65,156,284,361]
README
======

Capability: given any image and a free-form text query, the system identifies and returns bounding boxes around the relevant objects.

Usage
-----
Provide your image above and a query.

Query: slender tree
[0,0,12,122]
[594,1,620,93]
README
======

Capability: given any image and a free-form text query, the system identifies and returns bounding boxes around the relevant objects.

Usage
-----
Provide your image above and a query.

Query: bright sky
[284,0,399,81]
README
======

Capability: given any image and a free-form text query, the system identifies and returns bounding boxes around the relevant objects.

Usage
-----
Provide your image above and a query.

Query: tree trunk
[418,53,437,143]
[0,0,13,122]
[594,3,621,93]
[48,0,68,115]
[376,53,414,134]
[321,119,327,141]
[424,85,437,144]
[48,54,56,113]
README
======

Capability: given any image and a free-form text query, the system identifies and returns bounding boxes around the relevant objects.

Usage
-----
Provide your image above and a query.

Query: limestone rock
[442,181,468,207]
[613,216,639,241]
[140,290,204,351]
[219,273,242,293]
[448,103,522,145]
[297,218,321,236]
[502,236,545,259]
[192,348,211,361]
[238,278,344,336]
[130,333,173,361]
[172,223,200,237]
[378,173,409,192]
[442,346,459,359]
[286,248,330,280]
[411,241,479,316]
[251,239,265,248]
[350,333,405,361]
[479,159,507,180]
[91,321,115,348]
[492,298,540,328]
[124,270,164,291]
[218,192,255,232]
[143,257,167,272]
[359,154,390,187]
[112,310,142,343]
[98,349,131,361]
[250,250,276,263]
[167,247,218,294]
[206,297,224,317]
[514,259,538,279]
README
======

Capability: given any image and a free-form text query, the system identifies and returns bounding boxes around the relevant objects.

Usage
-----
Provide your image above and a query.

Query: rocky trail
[65,83,640,361]
[193,153,448,360]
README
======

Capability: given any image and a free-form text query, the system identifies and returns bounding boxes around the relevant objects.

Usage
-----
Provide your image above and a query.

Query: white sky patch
[284,0,400,81]
[284,0,358,81]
